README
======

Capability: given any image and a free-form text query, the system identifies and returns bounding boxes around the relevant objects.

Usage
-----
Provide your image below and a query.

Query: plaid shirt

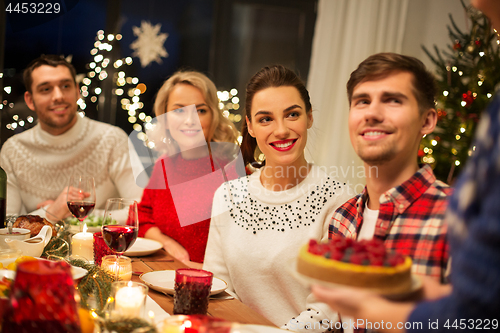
[329,164,452,282]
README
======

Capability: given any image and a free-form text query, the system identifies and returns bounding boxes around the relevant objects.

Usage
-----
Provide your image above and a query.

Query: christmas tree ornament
[130,21,168,68]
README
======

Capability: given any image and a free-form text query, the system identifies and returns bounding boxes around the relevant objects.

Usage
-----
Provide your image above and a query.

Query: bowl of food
[0,228,30,249]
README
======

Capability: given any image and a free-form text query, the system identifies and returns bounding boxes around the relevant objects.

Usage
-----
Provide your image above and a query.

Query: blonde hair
[152,70,239,155]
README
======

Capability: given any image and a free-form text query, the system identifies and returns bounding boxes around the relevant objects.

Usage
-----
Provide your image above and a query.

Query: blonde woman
[138,70,242,268]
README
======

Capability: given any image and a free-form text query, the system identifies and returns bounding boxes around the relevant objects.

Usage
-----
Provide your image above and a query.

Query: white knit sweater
[0,116,145,219]
[204,164,352,332]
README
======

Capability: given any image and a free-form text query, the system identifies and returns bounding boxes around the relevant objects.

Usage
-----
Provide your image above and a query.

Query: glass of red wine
[66,175,96,230]
[101,198,139,280]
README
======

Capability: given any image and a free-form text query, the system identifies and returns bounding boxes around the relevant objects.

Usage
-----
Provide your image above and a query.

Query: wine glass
[67,175,96,230]
[101,198,139,280]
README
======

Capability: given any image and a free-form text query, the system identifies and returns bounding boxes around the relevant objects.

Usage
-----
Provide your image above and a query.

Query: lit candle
[101,255,132,281]
[115,281,146,317]
[71,224,94,261]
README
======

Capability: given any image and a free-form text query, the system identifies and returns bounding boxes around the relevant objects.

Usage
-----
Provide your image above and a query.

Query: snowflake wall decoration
[130,20,168,67]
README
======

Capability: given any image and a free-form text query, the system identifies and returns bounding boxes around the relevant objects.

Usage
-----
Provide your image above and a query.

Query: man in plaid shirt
[329,53,451,284]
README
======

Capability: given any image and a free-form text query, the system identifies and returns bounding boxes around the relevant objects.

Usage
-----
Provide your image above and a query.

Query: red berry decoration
[309,235,406,267]
[462,90,475,108]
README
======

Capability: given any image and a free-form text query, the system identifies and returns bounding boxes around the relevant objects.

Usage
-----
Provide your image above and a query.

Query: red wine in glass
[67,175,96,228]
[102,225,138,254]
[67,201,96,220]
[102,198,139,280]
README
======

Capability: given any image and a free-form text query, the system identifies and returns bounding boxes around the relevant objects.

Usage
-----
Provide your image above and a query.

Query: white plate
[124,238,163,256]
[0,269,15,280]
[0,265,87,281]
[140,270,227,296]
[231,324,286,332]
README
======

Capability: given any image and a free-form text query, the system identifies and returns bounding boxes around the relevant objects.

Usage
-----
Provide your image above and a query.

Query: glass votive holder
[109,281,148,318]
[173,268,213,315]
[1,259,81,332]
[93,231,114,266]
[160,315,232,333]
[101,255,132,281]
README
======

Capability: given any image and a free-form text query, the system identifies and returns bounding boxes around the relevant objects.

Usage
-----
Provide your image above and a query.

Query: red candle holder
[2,259,81,332]
[93,231,114,266]
[173,268,213,315]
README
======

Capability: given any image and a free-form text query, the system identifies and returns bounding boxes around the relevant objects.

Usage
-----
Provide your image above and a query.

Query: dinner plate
[140,270,228,296]
[124,238,163,256]
[289,259,422,299]
[0,265,87,281]
[231,324,287,332]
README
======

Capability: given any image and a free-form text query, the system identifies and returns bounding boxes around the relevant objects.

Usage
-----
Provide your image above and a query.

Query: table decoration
[97,317,157,333]
[1,259,81,332]
[173,268,213,315]
[69,258,115,315]
[101,254,133,281]
[94,231,115,265]
[109,281,148,318]
[160,315,232,333]
[71,223,94,261]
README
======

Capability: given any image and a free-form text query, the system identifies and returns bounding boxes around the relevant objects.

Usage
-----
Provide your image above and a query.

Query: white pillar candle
[71,224,94,261]
[115,282,146,317]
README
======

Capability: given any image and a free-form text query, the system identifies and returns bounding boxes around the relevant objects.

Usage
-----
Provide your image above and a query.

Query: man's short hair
[347,53,436,114]
[23,54,77,93]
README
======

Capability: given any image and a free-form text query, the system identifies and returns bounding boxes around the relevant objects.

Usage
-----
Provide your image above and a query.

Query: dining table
[130,248,277,327]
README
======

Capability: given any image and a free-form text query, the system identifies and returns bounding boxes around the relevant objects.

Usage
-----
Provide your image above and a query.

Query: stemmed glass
[67,175,96,229]
[101,198,139,280]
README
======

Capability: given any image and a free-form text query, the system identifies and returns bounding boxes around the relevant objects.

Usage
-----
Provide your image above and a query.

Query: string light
[218,88,241,122]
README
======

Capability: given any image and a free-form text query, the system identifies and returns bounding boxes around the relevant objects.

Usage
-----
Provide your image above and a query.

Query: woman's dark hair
[241,65,312,168]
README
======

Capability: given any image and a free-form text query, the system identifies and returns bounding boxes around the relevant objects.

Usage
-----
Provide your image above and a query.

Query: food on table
[12,215,56,237]
[6,255,37,271]
[0,276,13,298]
[297,236,413,294]
[66,214,105,227]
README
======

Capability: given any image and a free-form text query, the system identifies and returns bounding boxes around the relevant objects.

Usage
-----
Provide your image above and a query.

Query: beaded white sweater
[204,164,352,332]
[0,116,145,219]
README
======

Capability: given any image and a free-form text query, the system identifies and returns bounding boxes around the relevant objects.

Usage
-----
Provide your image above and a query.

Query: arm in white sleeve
[281,204,342,332]
[1,148,25,216]
[108,130,147,201]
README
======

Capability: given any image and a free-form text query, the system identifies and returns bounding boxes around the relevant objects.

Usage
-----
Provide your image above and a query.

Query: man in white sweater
[0,54,145,222]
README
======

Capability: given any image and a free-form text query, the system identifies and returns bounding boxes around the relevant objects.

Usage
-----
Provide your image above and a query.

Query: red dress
[138,151,242,263]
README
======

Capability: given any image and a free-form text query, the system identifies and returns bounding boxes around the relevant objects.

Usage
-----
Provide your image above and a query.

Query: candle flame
[83,223,88,233]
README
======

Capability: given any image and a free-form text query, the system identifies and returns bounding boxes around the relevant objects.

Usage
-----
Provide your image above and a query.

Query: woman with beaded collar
[204,65,351,331]
[137,70,243,268]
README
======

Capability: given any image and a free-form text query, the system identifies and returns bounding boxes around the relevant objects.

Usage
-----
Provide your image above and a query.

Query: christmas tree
[79,30,153,147]
[421,0,500,184]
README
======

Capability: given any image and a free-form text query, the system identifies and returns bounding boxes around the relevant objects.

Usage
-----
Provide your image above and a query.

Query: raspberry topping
[308,236,406,267]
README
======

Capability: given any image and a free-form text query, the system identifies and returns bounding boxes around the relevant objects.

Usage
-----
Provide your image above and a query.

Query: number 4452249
[5,2,61,14]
